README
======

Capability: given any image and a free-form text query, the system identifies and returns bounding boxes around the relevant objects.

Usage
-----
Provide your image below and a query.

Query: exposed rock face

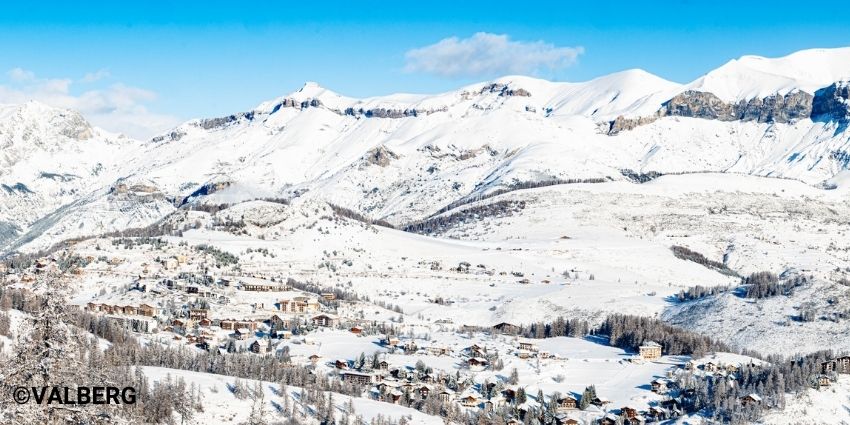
[151,130,186,143]
[660,90,813,123]
[54,111,94,140]
[197,111,256,130]
[607,115,659,134]
[812,82,850,122]
[608,88,818,135]
[363,146,399,167]
[479,83,531,97]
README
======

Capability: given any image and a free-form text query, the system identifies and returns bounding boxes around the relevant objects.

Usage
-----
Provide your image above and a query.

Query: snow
[5,47,850,251]
[138,366,442,425]
[688,47,850,101]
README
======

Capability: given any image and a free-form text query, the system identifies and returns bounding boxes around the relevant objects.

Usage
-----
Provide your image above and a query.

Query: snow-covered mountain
[2,47,850,253]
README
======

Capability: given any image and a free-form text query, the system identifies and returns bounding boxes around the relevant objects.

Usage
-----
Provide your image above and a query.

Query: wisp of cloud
[404,32,584,79]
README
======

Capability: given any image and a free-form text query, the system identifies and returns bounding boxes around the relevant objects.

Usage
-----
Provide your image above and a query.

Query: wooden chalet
[311,313,338,327]
[492,322,519,334]
[341,371,374,385]
[740,393,762,407]
[554,394,577,412]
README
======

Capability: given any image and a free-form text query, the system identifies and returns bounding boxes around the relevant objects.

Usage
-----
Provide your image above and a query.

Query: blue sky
[1,1,849,138]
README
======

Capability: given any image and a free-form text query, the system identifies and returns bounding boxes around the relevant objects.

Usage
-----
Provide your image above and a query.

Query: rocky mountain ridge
[607,80,850,134]
[2,47,850,254]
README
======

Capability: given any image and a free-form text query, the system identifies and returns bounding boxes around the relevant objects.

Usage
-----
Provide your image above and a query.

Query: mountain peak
[688,46,850,101]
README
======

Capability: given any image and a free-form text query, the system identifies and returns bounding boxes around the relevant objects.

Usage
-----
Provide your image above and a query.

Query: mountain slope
[2,47,850,253]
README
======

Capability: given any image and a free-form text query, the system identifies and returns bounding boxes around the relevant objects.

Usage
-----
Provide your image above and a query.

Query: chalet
[234,328,253,340]
[518,341,539,352]
[816,375,831,388]
[349,326,363,335]
[249,339,269,354]
[651,378,669,394]
[418,385,430,398]
[492,322,519,334]
[219,319,258,331]
[554,394,577,412]
[592,396,611,407]
[466,344,487,357]
[161,258,178,270]
[620,406,639,420]
[554,416,579,425]
[309,354,320,364]
[269,314,290,330]
[277,330,293,339]
[138,303,158,317]
[311,313,338,327]
[341,371,374,385]
[320,292,336,301]
[468,357,489,369]
[379,360,389,370]
[599,414,619,425]
[516,349,532,359]
[425,346,451,356]
[460,393,480,407]
[639,341,662,360]
[436,389,454,402]
[703,362,718,372]
[740,393,762,407]
[660,398,683,411]
[383,335,400,347]
[198,318,212,327]
[383,389,401,404]
[171,318,192,329]
[189,308,209,320]
[241,281,281,292]
[646,406,667,422]
[279,296,321,314]
[335,359,349,369]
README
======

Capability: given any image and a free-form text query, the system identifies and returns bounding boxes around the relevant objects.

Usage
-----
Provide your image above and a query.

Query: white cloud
[80,69,111,83]
[405,32,584,78]
[1,68,180,139]
[7,67,36,83]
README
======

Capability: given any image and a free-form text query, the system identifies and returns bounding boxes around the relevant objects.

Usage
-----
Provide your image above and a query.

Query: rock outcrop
[660,90,813,123]
[362,146,399,167]
[607,86,831,135]
[811,82,850,122]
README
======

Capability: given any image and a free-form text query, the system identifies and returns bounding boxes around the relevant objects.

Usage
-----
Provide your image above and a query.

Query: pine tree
[509,368,519,385]
[0,270,115,423]
[246,381,268,425]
